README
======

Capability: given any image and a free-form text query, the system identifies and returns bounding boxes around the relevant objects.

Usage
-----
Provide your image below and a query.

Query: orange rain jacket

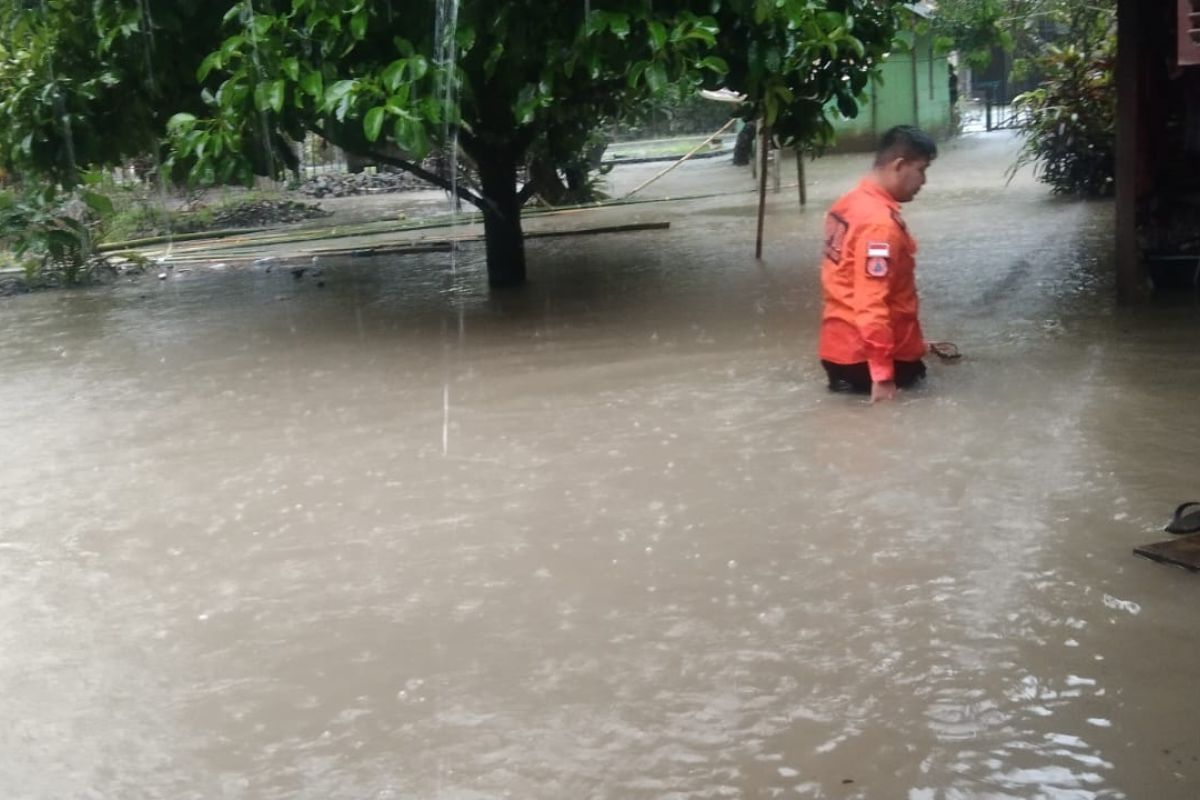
[818,178,925,383]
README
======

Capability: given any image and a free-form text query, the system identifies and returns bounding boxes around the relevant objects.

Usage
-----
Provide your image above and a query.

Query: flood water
[3,133,1200,799]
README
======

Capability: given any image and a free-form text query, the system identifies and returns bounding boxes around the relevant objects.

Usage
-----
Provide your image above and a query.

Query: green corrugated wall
[827,31,952,151]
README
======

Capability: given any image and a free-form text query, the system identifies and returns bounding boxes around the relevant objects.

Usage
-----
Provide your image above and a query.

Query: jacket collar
[857,177,900,211]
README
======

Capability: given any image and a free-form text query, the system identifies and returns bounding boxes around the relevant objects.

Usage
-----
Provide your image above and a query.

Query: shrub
[0,185,112,285]
[1009,32,1116,197]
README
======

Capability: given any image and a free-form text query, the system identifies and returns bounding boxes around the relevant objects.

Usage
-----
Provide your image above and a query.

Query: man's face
[890,156,930,203]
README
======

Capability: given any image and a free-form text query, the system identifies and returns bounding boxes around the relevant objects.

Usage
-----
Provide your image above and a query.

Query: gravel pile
[208,199,330,229]
[298,171,431,198]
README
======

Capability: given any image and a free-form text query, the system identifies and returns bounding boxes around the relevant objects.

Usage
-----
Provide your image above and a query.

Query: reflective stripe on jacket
[818,178,925,383]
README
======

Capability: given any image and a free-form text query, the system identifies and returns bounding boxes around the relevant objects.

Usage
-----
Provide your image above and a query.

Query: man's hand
[871,380,897,403]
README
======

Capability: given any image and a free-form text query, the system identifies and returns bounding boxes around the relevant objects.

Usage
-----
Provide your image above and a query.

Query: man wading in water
[818,126,945,403]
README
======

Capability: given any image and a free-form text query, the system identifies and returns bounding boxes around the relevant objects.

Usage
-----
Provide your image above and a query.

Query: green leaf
[514,84,539,125]
[325,79,357,109]
[700,56,728,75]
[300,71,324,98]
[836,91,858,118]
[647,21,667,51]
[221,35,245,58]
[421,96,444,124]
[893,29,916,53]
[167,112,197,132]
[282,58,301,82]
[252,15,272,38]
[364,106,386,142]
[394,37,415,57]
[484,42,505,77]
[197,52,223,82]
[645,61,667,93]
[382,59,406,91]
[409,56,429,81]
[350,10,368,40]
[268,80,286,112]
[254,83,270,113]
[627,60,648,89]
[765,47,782,73]
[818,12,843,32]
[386,87,410,112]
[754,0,771,25]
[456,25,476,53]
[393,117,429,160]
[682,25,717,46]
[608,12,630,39]
[81,190,114,216]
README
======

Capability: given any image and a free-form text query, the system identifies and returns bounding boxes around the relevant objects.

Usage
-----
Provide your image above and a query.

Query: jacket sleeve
[851,223,906,383]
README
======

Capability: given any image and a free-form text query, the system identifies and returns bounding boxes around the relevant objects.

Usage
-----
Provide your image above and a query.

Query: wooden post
[929,38,935,101]
[871,78,878,139]
[911,47,921,125]
[756,124,769,259]
[795,147,807,208]
[1115,0,1143,302]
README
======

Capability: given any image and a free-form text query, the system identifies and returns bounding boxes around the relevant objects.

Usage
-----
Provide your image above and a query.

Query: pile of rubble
[297,171,431,198]
[208,199,330,229]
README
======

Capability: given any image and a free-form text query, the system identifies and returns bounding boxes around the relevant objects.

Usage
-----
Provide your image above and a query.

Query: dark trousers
[822,359,926,393]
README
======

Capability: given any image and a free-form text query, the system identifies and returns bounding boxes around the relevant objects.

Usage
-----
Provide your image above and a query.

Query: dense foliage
[0,5,227,184]
[929,0,1112,69]
[1,1,907,286]
[930,0,1116,196]
[1010,32,1116,197]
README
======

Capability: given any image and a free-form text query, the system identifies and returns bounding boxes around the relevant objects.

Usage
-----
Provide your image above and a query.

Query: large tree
[1,1,906,287]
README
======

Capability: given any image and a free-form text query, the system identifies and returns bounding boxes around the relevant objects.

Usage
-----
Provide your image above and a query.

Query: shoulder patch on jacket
[823,212,849,262]
[866,242,890,278]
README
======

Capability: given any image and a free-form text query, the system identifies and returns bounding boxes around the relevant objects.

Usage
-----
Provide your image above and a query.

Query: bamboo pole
[623,118,737,199]
[150,222,673,264]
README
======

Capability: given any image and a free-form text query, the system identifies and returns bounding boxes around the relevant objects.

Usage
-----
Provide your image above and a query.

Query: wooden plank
[303,222,672,259]
[1134,533,1200,571]
[525,221,670,240]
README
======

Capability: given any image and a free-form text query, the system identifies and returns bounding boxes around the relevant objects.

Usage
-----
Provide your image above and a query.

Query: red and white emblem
[866,242,890,278]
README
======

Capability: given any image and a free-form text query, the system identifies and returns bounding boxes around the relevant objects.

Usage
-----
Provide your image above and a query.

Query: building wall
[828,32,952,152]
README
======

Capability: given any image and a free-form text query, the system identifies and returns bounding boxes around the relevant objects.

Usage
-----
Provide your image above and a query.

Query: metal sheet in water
[1134,534,1200,571]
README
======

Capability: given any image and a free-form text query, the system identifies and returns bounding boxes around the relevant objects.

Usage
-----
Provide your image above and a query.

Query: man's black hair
[874,125,938,166]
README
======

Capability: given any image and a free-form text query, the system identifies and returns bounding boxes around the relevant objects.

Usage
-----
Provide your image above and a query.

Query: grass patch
[102,188,327,242]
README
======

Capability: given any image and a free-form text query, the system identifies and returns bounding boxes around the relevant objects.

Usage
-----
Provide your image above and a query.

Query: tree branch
[358,147,486,210]
[517,181,539,205]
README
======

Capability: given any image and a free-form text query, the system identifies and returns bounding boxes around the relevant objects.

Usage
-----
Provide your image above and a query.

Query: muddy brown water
[3,133,1200,799]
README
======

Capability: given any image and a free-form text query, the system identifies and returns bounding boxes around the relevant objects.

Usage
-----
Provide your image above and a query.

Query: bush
[1010,33,1115,197]
[0,186,110,286]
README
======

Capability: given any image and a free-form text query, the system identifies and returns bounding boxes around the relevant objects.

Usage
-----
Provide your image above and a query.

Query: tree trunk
[733,121,756,166]
[477,152,527,288]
